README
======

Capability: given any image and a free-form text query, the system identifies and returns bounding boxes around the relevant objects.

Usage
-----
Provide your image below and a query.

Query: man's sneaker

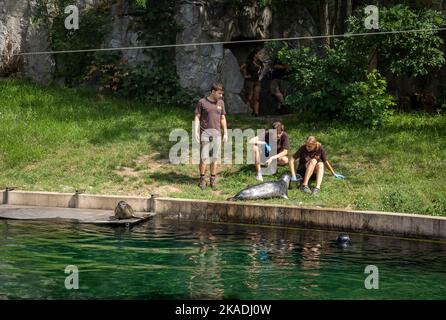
[312,187,320,196]
[210,176,217,190]
[300,185,312,194]
[198,176,206,189]
[256,173,263,182]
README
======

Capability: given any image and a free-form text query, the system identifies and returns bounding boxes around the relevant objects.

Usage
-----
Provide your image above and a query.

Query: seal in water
[227,173,291,201]
[114,201,137,220]
[336,233,352,247]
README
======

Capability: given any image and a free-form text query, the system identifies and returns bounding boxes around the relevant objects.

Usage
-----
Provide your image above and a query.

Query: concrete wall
[1,189,445,240]
[153,198,446,240]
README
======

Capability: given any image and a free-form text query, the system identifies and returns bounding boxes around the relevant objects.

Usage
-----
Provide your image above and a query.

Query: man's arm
[240,64,250,79]
[324,160,336,176]
[194,113,200,143]
[221,115,228,142]
[267,149,288,161]
[265,149,288,166]
[273,63,287,69]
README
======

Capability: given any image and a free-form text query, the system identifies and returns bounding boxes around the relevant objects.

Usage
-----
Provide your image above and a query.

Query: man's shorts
[270,79,288,95]
[200,135,222,163]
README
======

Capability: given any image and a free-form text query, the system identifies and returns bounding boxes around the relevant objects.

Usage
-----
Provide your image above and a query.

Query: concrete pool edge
[1,189,445,240]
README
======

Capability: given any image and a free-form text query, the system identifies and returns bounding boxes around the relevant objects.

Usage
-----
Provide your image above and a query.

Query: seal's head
[280,173,292,186]
[114,201,135,220]
[336,234,352,247]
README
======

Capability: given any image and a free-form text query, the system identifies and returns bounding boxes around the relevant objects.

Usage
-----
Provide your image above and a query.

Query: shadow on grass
[147,171,197,185]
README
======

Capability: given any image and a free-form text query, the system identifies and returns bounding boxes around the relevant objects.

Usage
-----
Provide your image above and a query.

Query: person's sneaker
[210,176,217,190]
[312,187,320,196]
[198,176,206,190]
[256,173,264,182]
[300,185,312,194]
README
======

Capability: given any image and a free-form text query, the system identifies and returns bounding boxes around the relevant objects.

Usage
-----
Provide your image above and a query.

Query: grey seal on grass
[227,173,292,201]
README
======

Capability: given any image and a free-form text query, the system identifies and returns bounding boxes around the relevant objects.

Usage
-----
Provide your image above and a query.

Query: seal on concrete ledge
[227,173,292,201]
[114,201,137,220]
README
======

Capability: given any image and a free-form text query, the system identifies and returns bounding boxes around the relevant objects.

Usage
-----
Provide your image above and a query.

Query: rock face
[104,1,151,64]
[219,49,248,114]
[0,0,323,113]
[0,0,55,82]
[175,1,274,113]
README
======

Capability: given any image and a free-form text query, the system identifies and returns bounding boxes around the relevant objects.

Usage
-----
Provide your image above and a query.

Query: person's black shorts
[297,167,317,181]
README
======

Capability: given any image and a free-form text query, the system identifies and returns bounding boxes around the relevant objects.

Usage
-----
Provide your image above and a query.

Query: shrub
[278,42,392,126]
[343,70,395,126]
[347,5,445,77]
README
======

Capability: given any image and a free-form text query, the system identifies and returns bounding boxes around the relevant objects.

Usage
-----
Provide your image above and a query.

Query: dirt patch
[136,153,170,171]
[115,166,139,177]
[155,184,182,195]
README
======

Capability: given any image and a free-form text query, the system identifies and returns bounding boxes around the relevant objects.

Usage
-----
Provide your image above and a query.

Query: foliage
[277,4,445,125]
[35,0,112,84]
[278,41,394,126]
[344,70,395,126]
[347,5,445,77]
[84,53,197,107]
[131,0,181,65]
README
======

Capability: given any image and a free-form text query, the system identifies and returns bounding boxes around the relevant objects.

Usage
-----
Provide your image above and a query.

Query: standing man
[194,83,228,190]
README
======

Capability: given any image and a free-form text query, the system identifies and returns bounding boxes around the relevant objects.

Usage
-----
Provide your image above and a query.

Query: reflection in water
[0,218,445,299]
[301,241,322,274]
[188,229,224,299]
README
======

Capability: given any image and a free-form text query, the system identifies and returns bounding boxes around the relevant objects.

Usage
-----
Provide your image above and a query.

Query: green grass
[1,79,445,216]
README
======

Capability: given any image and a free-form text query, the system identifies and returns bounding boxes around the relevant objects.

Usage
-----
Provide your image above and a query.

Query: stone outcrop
[175,1,274,113]
[0,0,321,112]
[218,49,248,114]
[0,0,55,82]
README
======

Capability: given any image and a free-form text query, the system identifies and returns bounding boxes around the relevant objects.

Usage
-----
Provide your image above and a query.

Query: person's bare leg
[199,162,206,175]
[315,162,324,189]
[210,162,217,176]
[253,145,261,173]
[275,92,284,108]
[277,156,289,166]
[303,159,317,186]
[253,82,261,116]
[209,162,218,189]
[246,83,254,113]
[289,158,296,177]
[198,161,207,188]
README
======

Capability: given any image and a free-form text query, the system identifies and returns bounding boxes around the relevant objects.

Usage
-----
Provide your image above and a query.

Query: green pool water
[0,217,445,299]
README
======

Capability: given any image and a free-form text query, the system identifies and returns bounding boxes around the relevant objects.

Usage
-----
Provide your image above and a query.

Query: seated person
[249,121,289,181]
[289,136,344,195]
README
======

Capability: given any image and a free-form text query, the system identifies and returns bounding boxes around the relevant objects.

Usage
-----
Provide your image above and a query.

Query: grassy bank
[0,79,445,216]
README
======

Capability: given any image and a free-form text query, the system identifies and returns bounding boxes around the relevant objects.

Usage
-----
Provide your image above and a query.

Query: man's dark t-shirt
[292,145,327,171]
[195,97,226,135]
[265,131,290,153]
